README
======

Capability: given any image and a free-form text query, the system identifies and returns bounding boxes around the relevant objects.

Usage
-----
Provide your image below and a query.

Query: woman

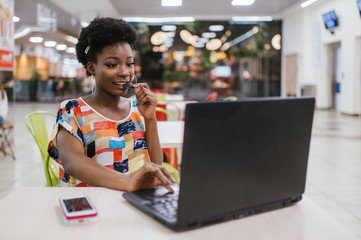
[48,17,174,192]
[0,84,8,125]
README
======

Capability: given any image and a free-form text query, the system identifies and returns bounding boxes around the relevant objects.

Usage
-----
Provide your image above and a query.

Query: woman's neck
[87,90,125,108]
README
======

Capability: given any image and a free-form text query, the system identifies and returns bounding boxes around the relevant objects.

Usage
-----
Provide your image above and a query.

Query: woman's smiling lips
[112,81,128,89]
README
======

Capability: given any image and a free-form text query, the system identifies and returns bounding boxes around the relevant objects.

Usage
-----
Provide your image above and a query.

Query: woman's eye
[127,62,135,67]
[106,63,117,68]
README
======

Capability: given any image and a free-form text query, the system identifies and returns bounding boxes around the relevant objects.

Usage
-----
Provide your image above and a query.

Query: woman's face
[89,41,135,96]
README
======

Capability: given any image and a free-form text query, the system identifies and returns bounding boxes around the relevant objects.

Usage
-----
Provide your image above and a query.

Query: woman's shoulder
[59,98,82,108]
[57,98,86,116]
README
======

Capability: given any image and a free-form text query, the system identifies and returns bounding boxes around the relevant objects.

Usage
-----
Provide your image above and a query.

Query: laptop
[123,97,315,231]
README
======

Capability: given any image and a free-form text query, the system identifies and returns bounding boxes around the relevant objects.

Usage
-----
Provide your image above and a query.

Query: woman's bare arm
[56,127,172,191]
[144,116,163,165]
[57,127,129,190]
[134,83,163,165]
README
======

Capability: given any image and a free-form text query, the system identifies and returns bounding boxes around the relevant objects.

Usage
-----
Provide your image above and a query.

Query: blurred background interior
[1,0,361,238]
[1,0,359,107]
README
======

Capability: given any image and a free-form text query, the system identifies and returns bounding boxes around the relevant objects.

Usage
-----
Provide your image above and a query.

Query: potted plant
[28,68,40,101]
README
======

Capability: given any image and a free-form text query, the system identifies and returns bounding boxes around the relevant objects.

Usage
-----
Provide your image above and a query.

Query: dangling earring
[130,74,137,86]
[90,75,95,94]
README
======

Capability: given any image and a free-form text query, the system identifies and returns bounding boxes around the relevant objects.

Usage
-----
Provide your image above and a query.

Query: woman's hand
[126,162,175,192]
[134,83,157,120]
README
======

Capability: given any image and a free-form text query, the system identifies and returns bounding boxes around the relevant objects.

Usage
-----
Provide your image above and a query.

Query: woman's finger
[159,166,175,184]
[135,85,156,100]
[136,91,157,107]
[136,88,154,104]
[134,83,150,90]
[136,88,150,104]
[149,164,175,193]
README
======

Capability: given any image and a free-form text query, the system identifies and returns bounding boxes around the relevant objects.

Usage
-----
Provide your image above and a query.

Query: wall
[282,0,361,115]
[14,55,49,81]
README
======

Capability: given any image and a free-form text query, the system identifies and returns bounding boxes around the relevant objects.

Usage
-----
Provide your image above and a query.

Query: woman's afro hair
[76,17,139,76]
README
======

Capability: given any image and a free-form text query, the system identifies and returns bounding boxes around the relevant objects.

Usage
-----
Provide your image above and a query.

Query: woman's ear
[86,62,96,76]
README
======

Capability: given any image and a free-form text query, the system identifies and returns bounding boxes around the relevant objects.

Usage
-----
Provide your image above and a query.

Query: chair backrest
[25,111,55,159]
[224,96,238,101]
[162,162,179,184]
[163,102,182,121]
[25,111,58,186]
[156,93,166,102]
[156,107,175,121]
[204,91,218,102]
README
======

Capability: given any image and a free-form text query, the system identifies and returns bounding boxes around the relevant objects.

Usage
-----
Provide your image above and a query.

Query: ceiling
[49,0,302,21]
[13,0,304,50]
[15,0,304,34]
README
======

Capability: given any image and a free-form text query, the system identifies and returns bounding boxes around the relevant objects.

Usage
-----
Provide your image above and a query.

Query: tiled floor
[0,102,361,238]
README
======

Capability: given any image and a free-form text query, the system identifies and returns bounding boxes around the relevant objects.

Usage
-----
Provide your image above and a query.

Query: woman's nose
[117,66,130,77]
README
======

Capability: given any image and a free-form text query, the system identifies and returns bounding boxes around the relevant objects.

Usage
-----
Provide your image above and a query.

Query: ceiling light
[161,0,182,6]
[159,45,169,52]
[220,30,232,42]
[209,25,224,32]
[221,42,231,51]
[232,16,273,22]
[161,25,177,31]
[190,35,199,45]
[65,35,78,44]
[231,0,255,6]
[44,41,57,47]
[198,38,209,43]
[56,44,67,51]
[224,30,232,37]
[202,32,217,38]
[150,31,167,45]
[165,32,176,38]
[163,40,174,48]
[271,34,281,50]
[66,47,76,54]
[300,0,318,8]
[193,42,205,48]
[29,37,43,43]
[180,30,199,45]
[13,16,20,22]
[123,17,194,23]
[180,30,193,44]
[206,39,222,51]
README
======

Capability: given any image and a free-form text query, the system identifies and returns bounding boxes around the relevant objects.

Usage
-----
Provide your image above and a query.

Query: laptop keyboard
[145,194,178,220]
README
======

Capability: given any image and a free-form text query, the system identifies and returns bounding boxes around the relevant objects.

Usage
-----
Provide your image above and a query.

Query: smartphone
[59,195,98,224]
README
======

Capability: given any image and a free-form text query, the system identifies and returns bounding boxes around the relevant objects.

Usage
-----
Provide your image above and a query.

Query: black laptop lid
[177,97,315,226]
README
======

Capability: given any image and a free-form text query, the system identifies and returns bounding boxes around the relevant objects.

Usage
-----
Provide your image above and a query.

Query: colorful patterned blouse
[48,97,150,187]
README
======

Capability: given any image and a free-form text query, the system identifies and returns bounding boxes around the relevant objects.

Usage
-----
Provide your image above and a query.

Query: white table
[0,187,358,240]
[157,121,184,149]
